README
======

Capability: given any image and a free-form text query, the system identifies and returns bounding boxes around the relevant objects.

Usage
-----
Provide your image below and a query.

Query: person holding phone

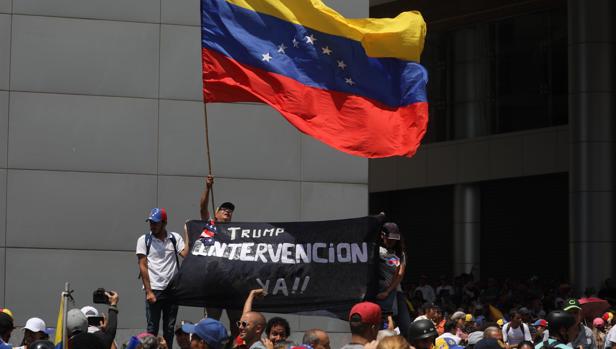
[80,290,119,349]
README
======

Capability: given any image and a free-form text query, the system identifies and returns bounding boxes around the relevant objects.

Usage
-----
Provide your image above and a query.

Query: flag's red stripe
[203,48,428,158]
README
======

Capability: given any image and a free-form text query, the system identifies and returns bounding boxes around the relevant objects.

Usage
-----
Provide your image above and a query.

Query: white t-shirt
[605,326,616,348]
[503,323,532,345]
[136,232,185,290]
[437,332,461,345]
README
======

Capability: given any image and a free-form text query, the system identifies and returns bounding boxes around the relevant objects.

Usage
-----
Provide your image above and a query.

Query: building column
[568,0,616,290]
[452,27,489,139]
[453,184,481,278]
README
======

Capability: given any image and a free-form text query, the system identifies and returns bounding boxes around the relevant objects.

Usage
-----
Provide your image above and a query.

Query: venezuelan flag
[201,0,429,158]
[54,295,64,349]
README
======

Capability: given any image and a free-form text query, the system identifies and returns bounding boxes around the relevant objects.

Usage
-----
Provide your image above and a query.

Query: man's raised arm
[200,175,214,220]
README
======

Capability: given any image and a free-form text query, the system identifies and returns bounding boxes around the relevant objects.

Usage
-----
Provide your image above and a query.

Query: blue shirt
[0,338,12,349]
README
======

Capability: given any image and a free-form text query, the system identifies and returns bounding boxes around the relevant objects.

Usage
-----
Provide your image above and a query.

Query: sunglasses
[236,320,249,328]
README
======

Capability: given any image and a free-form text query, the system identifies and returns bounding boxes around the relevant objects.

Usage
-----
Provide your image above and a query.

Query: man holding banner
[198,175,242,337]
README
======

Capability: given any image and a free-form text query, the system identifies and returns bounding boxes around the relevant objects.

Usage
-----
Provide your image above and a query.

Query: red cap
[349,302,381,325]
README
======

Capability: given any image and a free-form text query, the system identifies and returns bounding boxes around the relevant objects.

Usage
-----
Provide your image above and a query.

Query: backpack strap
[145,232,153,256]
[169,233,181,270]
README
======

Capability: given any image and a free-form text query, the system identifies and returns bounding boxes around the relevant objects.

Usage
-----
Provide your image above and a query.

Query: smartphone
[88,316,104,326]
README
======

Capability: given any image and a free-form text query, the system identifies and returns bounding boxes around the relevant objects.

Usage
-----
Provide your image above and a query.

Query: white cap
[80,306,99,318]
[24,317,46,333]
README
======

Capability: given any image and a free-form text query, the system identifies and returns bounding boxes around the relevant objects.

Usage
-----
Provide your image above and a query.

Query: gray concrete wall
[0,0,369,347]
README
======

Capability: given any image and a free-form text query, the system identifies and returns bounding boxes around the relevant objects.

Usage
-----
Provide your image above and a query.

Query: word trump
[227,227,285,240]
[192,240,369,264]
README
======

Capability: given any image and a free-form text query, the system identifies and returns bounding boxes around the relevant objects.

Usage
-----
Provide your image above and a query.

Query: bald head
[303,329,330,349]
[484,326,501,340]
[239,312,267,345]
[245,311,266,327]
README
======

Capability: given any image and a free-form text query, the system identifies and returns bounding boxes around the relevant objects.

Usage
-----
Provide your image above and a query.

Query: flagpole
[202,103,216,216]
[62,282,69,347]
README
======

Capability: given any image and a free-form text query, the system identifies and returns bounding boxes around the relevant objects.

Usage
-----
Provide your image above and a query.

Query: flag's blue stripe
[201,0,427,107]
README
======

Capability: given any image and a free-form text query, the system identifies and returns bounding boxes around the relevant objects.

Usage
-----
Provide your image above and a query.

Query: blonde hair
[377,335,410,349]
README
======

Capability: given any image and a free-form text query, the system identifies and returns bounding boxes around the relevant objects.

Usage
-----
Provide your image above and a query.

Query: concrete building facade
[370,0,615,291]
[0,0,369,346]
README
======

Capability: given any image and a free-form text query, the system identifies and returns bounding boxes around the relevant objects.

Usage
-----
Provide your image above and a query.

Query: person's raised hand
[262,338,274,349]
[251,288,266,299]
[106,291,119,306]
[206,175,214,188]
[100,314,108,330]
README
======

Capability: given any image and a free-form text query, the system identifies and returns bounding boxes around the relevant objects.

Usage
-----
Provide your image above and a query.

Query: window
[420,7,568,142]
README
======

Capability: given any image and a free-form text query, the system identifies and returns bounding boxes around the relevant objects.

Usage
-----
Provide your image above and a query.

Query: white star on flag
[337,60,347,69]
[292,38,299,48]
[345,77,355,85]
[262,52,272,62]
[277,43,287,54]
[321,46,332,55]
[305,34,317,45]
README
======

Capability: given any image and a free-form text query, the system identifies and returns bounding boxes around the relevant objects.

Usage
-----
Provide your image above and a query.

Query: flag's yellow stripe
[224,0,426,62]
[54,295,64,345]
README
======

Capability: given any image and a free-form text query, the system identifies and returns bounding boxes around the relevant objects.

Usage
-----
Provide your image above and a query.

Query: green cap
[563,298,582,311]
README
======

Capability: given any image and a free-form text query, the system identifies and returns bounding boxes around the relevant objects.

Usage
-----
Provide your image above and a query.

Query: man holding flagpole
[199,175,241,338]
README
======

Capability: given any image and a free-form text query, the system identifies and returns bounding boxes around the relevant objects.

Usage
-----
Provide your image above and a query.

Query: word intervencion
[191,240,369,264]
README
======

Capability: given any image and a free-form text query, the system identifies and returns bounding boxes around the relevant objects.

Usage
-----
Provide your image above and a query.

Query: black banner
[169,216,381,318]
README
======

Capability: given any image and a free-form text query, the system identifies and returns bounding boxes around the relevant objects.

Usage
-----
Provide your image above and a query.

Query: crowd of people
[1,176,616,349]
[2,288,616,349]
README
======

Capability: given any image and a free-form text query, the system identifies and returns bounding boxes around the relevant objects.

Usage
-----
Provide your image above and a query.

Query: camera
[93,288,109,304]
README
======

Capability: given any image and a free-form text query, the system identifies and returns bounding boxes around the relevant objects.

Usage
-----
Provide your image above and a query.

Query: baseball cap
[175,320,193,334]
[382,223,401,240]
[593,318,605,328]
[465,314,474,322]
[451,311,466,321]
[80,306,99,318]
[349,302,382,326]
[496,319,505,327]
[0,308,13,318]
[218,202,235,212]
[467,331,484,345]
[146,208,167,223]
[24,318,47,333]
[533,319,547,328]
[435,337,464,349]
[0,311,14,331]
[182,318,229,349]
[563,298,582,311]
[603,312,614,322]
[66,309,88,336]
